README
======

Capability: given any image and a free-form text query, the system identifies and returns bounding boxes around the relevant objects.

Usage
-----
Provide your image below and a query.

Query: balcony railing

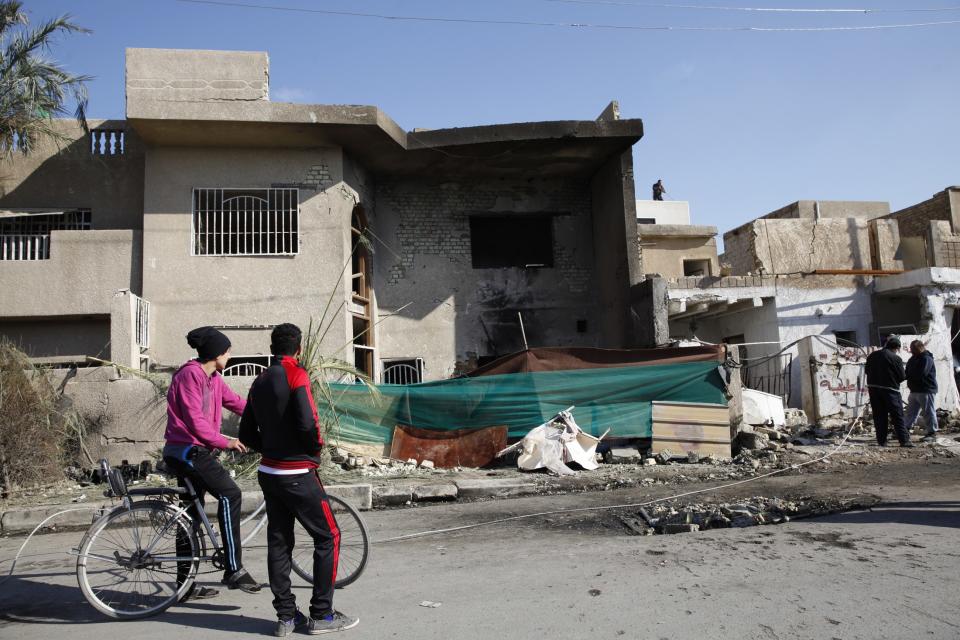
[1,234,49,260]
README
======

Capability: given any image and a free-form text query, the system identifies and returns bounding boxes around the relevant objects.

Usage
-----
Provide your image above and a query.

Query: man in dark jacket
[239,323,358,636]
[905,339,939,442]
[865,336,912,447]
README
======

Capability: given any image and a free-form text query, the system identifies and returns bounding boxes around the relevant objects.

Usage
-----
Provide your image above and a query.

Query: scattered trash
[588,589,602,597]
[419,601,442,608]
[496,408,608,476]
[742,388,786,427]
[71,493,87,503]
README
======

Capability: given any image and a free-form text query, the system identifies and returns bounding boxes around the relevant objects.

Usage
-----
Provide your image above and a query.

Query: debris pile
[619,495,877,536]
[328,447,455,478]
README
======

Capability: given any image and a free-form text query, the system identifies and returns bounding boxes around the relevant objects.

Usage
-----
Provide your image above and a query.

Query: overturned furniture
[496,409,608,476]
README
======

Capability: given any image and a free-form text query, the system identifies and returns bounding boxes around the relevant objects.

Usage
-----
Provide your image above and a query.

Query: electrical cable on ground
[0,507,99,586]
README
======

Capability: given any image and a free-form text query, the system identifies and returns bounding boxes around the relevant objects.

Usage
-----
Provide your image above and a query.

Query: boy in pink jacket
[163,326,261,596]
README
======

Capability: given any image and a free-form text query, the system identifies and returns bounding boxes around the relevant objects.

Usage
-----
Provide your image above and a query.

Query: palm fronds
[0,0,90,157]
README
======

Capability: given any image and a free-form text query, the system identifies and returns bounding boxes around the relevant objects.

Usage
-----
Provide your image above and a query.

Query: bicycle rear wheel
[291,494,369,588]
[77,500,199,619]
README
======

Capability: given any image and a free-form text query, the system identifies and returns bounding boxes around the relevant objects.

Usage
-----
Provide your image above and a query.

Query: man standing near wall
[865,337,913,448]
[905,340,939,443]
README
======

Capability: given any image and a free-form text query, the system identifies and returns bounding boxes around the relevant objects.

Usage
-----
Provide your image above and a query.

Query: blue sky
[22,0,960,236]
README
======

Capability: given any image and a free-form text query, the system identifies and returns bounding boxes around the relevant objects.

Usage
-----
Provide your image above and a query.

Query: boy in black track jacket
[239,323,359,636]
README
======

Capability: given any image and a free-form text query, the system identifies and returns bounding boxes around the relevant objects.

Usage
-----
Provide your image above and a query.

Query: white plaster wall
[635,200,690,225]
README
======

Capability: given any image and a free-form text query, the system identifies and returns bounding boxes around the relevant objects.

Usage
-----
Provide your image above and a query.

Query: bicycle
[75,459,369,619]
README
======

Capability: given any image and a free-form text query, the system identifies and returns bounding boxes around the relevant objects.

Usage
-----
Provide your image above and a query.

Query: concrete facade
[666,193,960,419]
[372,178,602,378]
[638,223,719,279]
[760,200,890,221]
[667,274,875,406]
[1,47,645,386]
[722,218,874,275]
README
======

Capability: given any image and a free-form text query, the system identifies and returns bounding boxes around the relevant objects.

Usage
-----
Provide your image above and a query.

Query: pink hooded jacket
[164,360,246,450]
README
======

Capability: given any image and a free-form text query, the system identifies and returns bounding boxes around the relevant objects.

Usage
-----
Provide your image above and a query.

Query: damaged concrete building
[0,47,652,388]
[647,187,960,424]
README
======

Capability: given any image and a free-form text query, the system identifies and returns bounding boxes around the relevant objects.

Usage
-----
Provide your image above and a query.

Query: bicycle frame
[117,477,225,564]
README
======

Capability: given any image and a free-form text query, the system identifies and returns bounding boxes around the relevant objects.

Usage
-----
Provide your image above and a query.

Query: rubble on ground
[619,494,880,536]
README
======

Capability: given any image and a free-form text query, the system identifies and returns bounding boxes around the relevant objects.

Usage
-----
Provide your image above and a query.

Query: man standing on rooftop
[652,179,666,201]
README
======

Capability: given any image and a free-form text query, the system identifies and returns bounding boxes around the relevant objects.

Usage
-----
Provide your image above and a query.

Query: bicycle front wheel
[77,500,199,619]
[291,494,369,588]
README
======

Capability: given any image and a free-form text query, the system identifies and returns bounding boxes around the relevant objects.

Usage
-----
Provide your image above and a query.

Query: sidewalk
[3,434,958,534]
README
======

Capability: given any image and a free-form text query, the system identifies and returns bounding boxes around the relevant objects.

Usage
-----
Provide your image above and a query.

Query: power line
[176,0,960,31]
[544,0,960,13]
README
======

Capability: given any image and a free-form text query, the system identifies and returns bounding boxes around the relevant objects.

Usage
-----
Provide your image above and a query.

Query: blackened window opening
[469,215,554,269]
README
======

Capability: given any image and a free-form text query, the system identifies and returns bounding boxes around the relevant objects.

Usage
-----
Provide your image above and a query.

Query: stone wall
[885,188,956,239]
[723,218,872,275]
[799,330,960,424]
[929,220,960,269]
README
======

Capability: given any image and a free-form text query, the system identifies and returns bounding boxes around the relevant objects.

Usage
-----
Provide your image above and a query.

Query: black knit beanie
[186,327,232,362]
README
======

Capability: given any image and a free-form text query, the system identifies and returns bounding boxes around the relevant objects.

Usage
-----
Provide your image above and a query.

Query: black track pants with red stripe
[258,470,340,620]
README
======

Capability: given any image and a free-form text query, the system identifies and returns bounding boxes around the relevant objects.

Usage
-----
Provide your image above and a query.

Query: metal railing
[223,362,267,377]
[1,234,49,260]
[382,362,422,385]
[192,188,299,256]
[743,353,793,404]
[135,296,151,349]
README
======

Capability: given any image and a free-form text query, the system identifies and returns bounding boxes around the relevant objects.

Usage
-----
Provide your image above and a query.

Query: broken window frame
[350,206,375,379]
[468,213,555,269]
[682,258,712,277]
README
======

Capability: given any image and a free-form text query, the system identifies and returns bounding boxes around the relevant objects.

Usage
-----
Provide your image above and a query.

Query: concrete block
[126,48,269,115]
[372,484,413,507]
[326,484,373,511]
[737,431,769,451]
[661,523,700,534]
[412,483,458,502]
[1,504,103,533]
[453,478,538,500]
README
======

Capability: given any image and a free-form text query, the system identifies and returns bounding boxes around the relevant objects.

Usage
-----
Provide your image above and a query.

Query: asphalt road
[1,460,958,640]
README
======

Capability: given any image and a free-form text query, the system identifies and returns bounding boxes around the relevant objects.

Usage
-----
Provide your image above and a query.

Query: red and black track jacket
[239,356,323,471]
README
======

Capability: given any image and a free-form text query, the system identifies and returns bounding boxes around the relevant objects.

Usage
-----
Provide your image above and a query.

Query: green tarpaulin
[324,360,727,445]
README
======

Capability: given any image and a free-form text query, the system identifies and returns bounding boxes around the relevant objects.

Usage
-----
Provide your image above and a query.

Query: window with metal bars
[0,209,92,260]
[192,188,299,256]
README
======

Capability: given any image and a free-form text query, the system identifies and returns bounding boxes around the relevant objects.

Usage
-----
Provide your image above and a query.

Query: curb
[0,484,374,534]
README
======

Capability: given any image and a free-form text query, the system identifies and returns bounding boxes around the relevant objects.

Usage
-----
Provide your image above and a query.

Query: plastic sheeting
[323,360,726,445]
